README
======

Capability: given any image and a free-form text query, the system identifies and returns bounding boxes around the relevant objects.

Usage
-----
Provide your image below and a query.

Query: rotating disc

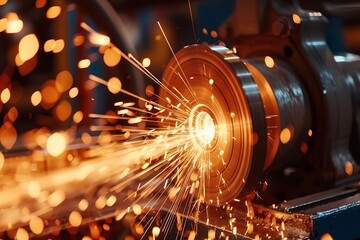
[160,45,267,205]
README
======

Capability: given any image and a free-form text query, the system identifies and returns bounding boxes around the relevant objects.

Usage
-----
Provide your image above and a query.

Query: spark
[0,7,243,239]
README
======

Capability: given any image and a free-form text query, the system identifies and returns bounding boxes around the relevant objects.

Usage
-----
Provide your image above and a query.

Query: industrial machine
[0,0,360,239]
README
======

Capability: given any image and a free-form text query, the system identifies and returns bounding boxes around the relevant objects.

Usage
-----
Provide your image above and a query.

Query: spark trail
[0,14,225,239]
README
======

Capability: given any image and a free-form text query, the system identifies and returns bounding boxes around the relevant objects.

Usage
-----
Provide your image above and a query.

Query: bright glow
[142,58,151,67]
[133,204,142,215]
[46,6,61,19]
[103,47,121,67]
[6,13,23,33]
[280,128,291,144]
[190,106,216,146]
[69,211,82,227]
[107,77,122,94]
[73,111,84,124]
[264,56,275,68]
[16,228,29,240]
[19,34,39,62]
[152,227,160,238]
[292,14,301,24]
[69,87,79,98]
[89,32,110,45]
[1,88,10,103]
[78,59,91,69]
[53,39,65,53]
[195,111,215,145]
[31,91,42,106]
[78,199,89,211]
[0,0,8,6]
[29,216,44,234]
[46,132,66,157]
[44,39,56,52]
[308,129,313,137]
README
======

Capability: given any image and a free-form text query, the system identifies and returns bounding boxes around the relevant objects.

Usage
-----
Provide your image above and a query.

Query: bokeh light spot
[142,58,151,67]
[69,87,79,98]
[46,6,61,19]
[69,211,82,227]
[1,88,10,104]
[29,216,44,235]
[107,77,122,94]
[56,70,73,93]
[31,91,42,106]
[16,228,29,240]
[78,59,91,69]
[264,56,275,68]
[73,111,84,124]
[46,132,66,157]
[19,34,39,62]
[55,100,72,121]
[103,47,121,67]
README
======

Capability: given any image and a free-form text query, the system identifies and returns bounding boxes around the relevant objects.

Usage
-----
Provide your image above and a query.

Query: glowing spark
[108,77,122,94]
[46,6,61,19]
[78,59,91,69]
[53,39,65,53]
[104,47,121,67]
[142,58,151,67]
[18,34,39,62]
[265,56,275,68]
[69,87,79,98]
[69,211,82,227]
[292,14,301,24]
[78,199,89,211]
[308,129,313,136]
[44,39,55,52]
[6,13,23,33]
[31,91,42,106]
[152,226,160,238]
[46,132,66,157]
[1,88,10,103]
[29,216,44,235]
[128,117,142,124]
[133,204,142,215]
[280,127,291,144]
[16,228,29,240]
[73,111,84,124]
